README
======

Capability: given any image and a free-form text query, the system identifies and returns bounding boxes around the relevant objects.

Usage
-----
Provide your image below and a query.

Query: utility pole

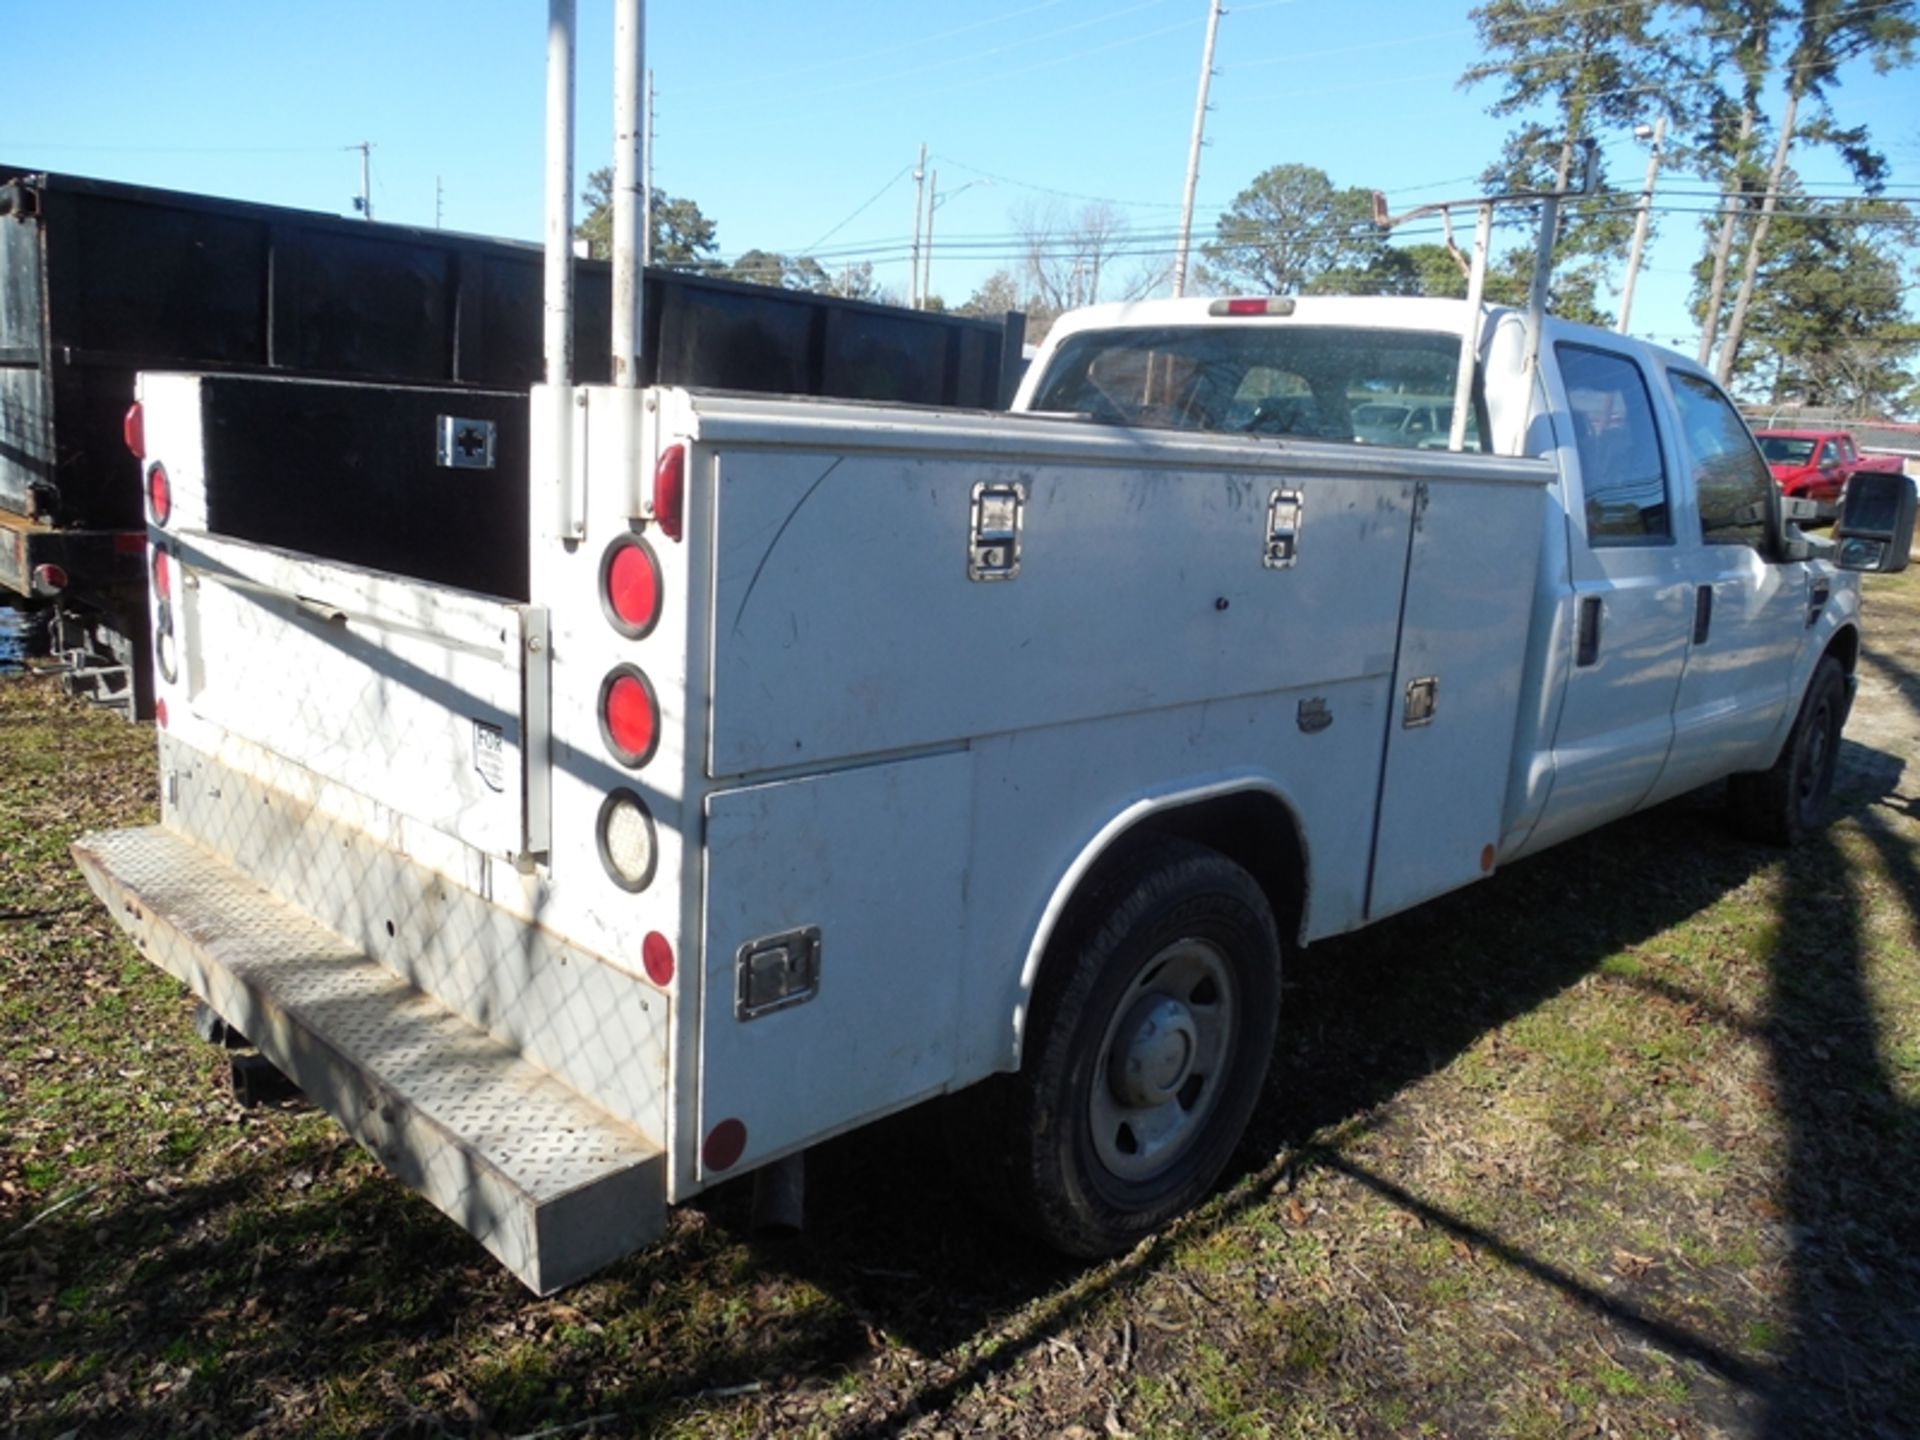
[909,143,928,309]
[1615,114,1665,335]
[921,169,939,306]
[354,141,374,221]
[642,68,655,268]
[1171,0,1224,298]
[434,175,443,229]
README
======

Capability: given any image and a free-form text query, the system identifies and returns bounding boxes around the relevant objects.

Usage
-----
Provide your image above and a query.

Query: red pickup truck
[1754,427,1907,502]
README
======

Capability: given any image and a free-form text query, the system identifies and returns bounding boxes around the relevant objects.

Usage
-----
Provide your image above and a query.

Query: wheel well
[1131,790,1309,946]
[1825,624,1859,675]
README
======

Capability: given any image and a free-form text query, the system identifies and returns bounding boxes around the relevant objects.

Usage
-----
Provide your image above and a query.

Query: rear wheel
[1729,656,1847,846]
[951,837,1282,1256]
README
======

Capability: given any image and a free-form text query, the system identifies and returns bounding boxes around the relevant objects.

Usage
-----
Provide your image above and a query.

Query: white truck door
[1640,369,1805,805]
[1522,340,1693,855]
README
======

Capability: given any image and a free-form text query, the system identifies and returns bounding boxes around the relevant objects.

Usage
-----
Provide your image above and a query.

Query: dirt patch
[5,576,1920,1438]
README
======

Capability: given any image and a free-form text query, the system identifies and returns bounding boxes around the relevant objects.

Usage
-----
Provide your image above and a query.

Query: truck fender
[1757,601,1860,770]
[1008,775,1311,1070]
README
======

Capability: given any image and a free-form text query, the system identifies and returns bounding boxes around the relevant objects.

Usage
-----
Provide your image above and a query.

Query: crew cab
[67,283,1914,1294]
[1755,426,1907,502]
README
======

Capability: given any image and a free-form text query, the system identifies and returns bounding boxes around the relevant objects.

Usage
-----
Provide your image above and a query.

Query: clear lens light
[603,796,655,885]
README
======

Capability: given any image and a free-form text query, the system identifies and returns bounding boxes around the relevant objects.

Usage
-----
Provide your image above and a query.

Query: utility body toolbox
[0,165,1022,712]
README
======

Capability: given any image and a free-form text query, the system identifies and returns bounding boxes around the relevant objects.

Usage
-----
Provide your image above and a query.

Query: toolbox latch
[968,482,1025,581]
[1265,487,1304,569]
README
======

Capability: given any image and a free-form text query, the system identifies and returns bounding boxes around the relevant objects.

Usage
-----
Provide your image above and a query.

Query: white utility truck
[72,10,1915,1295]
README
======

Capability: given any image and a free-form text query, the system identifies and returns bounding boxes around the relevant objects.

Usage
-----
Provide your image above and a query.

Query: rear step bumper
[72,825,665,1294]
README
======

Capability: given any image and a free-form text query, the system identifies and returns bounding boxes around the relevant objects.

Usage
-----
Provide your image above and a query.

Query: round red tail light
[151,547,171,599]
[30,563,69,595]
[147,463,172,526]
[123,402,146,460]
[598,665,659,768]
[600,535,662,638]
[155,698,169,729]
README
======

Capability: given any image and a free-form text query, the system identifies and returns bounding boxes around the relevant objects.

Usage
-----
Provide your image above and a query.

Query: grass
[5,570,1920,1436]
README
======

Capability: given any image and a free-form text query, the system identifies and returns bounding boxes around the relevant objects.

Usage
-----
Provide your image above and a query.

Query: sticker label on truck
[473,720,506,793]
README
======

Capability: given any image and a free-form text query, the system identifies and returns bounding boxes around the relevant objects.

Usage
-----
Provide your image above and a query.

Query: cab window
[1670,372,1773,551]
[1030,325,1487,452]
[1817,440,1838,468]
[1556,343,1669,544]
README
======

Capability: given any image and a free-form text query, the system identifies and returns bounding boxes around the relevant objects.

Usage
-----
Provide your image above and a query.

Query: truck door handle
[1692,584,1713,645]
[1576,596,1602,667]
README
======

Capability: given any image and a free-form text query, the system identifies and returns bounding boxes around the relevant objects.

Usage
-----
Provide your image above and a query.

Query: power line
[803,161,916,253]
[742,196,1917,272]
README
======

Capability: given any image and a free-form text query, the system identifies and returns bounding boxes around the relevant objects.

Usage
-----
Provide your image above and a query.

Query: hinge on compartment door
[969,482,1025,581]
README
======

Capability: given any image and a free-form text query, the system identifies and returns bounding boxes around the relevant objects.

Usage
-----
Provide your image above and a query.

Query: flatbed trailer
[0,165,1022,713]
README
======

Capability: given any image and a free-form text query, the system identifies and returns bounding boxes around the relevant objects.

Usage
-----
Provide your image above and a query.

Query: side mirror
[1832,471,1916,573]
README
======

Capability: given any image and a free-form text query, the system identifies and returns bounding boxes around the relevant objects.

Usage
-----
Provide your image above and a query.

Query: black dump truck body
[0,165,1023,712]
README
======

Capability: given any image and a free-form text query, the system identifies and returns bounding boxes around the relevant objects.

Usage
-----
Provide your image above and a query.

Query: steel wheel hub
[1109,995,1199,1106]
[1089,938,1236,1184]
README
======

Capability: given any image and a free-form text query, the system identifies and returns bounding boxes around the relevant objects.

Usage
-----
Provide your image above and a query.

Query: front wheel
[950,837,1282,1257]
[1728,656,1848,846]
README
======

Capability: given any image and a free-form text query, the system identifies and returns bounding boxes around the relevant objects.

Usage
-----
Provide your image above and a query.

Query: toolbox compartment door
[698,750,972,1177]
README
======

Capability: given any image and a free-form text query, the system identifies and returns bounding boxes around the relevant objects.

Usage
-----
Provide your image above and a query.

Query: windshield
[1758,436,1816,466]
[1030,325,1485,453]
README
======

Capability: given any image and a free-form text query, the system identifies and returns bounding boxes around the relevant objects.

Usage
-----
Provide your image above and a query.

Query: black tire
[949,836,1282,1257]
[1729,656,1847,846]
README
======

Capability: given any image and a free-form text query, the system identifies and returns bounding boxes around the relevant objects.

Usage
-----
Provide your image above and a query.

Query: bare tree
[1015,201,1166,314]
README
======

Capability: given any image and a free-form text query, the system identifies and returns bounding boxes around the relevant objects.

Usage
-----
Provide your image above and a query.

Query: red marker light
[642,932,675,987]
[155,698,169,729]
[147,463,172,526]
[703,1118,747,1172]
[123,402,146,460]
[598,666,659,768]
[653,443,686,542]
[601,536,661,638]
[152,548,171,598]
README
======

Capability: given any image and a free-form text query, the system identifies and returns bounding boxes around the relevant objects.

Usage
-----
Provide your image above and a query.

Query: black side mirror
[1832,471,1917,573]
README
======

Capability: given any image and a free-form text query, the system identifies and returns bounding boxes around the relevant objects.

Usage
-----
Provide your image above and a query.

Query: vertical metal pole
[921,170,938,308]
[1171,0,1223,298]
[1448,203,1493,453]
[543,0,576,391]
[540,0,581,544]
[909,143,927,309]
[434,175,443,228]
[1616,114,1665,335]
[642,68,655,269]
[359,143,373,221]
[1515,192,1559,457]
[612,0,644,386]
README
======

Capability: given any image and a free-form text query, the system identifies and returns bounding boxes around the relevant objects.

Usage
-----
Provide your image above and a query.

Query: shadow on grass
[8,746,1919,1437]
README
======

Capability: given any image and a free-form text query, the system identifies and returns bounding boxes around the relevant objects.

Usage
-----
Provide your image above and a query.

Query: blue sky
[7,0,1916,353]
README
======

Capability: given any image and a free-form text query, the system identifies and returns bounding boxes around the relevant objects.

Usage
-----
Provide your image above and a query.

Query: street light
[1616,115,1667,334]
[920,175,990,309]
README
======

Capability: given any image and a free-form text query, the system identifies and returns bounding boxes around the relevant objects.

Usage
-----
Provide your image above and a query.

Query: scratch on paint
[732,457,845,635]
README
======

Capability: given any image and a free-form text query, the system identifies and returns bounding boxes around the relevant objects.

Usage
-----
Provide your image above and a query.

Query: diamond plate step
[72,824,665,1295]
